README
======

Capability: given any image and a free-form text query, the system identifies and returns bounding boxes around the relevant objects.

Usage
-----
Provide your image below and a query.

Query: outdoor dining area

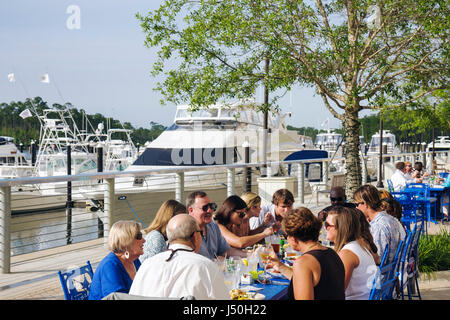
[55,172,450,302]
[388,172,450,231]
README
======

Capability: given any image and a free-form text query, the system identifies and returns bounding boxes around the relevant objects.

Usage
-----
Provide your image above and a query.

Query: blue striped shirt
[370,211,406,264]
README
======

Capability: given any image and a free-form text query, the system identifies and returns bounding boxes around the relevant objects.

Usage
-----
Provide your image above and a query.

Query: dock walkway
[0,238,107,299]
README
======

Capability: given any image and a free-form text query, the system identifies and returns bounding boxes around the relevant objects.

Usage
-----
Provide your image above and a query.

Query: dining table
[400,184,438,224]
[428,184,450,221]
[239,265,290,300]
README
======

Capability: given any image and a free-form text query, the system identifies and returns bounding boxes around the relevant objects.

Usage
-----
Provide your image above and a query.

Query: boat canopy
[314,133,343,146]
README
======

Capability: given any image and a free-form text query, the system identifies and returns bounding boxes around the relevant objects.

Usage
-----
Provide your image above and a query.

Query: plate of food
[230,289,265,300]
[265,268,287,279]
[249,293,265,300]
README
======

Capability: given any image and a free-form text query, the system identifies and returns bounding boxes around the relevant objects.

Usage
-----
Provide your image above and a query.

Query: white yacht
[427,136,450,170]
[0,136,34,179]
[9,108,138,214]
[314,130,344,157]
[367,130,400,155]
[427,136,450,153]
[118,101,319,191]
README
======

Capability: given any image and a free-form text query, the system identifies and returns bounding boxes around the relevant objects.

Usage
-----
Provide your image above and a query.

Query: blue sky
[0,0,370,130]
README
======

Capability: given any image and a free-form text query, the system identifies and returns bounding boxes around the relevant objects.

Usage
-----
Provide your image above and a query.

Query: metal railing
[0,149,448,273]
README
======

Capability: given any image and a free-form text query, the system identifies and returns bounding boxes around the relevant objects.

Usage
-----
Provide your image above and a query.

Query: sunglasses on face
[190,229,204,238]
[330,197,344,202]
[199,202,217,212]
[135,232,143,240]
[235,210,246,219]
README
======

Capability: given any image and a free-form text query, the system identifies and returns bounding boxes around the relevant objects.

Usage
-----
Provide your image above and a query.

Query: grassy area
[418,228,450,278]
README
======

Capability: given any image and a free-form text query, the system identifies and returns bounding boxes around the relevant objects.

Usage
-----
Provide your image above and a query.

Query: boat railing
[0,149,448,273]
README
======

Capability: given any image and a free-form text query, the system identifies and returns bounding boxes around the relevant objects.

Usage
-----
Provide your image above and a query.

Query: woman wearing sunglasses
[214,195,274,249]
[325,207,378,300]
[89,220,146,300]
[269,207,345,300]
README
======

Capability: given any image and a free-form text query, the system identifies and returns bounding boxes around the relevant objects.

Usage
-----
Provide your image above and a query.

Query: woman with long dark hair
[214,195,273,249]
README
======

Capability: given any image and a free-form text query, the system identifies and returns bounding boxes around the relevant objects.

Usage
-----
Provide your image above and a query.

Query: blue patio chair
[58,260,94,300]
[439,172,449,179]
[403,183,438,225]
[398,223,423,300]
[369,240,405,300]
[391,192,422,231]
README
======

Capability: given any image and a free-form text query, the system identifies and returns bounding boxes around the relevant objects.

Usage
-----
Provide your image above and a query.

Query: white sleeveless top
[342,241,377,300]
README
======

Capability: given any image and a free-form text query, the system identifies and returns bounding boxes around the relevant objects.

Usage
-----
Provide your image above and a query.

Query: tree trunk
[343,106,362,199]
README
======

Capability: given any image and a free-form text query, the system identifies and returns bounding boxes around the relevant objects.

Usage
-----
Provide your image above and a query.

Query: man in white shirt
[249,189,294,242]
[129,214,230,300]
[390,162,409,191]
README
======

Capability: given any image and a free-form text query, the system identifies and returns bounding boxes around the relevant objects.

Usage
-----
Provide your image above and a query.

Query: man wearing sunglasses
[317,187,356,222]
[187,191,247,260]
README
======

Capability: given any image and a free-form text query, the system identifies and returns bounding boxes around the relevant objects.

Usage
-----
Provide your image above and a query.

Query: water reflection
[11,208,101,256]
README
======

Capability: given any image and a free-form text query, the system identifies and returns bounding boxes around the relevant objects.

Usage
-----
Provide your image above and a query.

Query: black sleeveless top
[287,248,345,300]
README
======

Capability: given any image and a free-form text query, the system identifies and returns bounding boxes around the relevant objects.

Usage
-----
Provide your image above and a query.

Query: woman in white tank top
[341,240,377,299]
[325,206,377,300]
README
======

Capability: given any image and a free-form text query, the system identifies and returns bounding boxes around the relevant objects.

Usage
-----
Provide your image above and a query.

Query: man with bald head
[130,214,229,299]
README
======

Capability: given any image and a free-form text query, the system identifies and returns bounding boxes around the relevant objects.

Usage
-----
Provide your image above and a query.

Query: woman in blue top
[88,220,145,300]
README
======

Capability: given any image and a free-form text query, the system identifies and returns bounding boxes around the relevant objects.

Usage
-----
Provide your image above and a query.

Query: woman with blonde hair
[89,220,145,300]
[325,207,377,299]
[140,199,186,263]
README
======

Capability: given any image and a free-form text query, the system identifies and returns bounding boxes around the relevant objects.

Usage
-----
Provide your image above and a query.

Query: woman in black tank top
[287,248,345,300]
[281,207,345,300]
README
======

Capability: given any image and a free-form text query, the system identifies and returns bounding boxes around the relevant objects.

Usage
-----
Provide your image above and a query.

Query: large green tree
[137,0,449,196]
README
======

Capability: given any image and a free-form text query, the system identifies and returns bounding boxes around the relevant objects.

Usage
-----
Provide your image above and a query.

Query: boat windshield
[369,136,395,147]
[0,157,16,165]
[315,134,342,145]
[76,159,97,174]
[176,108,219,119]
[133,147,238,166]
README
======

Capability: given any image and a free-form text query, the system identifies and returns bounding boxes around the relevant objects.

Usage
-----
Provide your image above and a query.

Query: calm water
[10,208,102,256]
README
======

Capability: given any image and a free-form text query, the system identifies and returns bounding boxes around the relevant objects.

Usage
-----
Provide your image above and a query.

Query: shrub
[418,228,450,278]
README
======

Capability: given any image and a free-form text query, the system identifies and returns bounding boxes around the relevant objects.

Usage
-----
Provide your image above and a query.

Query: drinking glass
[223,269,235,292]
[259,245,274,277]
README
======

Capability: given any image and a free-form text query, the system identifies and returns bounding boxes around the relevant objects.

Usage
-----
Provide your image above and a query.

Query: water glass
[223,269,235,291]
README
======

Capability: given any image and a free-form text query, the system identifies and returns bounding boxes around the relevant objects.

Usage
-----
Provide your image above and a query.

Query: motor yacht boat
[0,136,34,179]
[314,130,343,157]
[367,130,400,156]
[112,101,320,192]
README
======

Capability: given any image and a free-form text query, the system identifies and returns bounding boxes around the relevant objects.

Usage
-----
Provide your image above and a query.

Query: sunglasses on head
[330,197,344,202]
[135,232,143,240]
[200,202,217,212]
